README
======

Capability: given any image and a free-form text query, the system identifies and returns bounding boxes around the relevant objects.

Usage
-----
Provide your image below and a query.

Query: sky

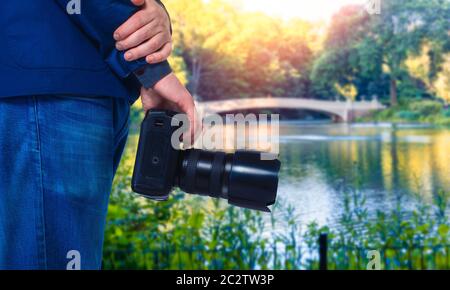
[237,0,367,21]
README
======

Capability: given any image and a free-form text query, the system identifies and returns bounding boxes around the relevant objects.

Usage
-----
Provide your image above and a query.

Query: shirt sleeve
[55,0,172,88]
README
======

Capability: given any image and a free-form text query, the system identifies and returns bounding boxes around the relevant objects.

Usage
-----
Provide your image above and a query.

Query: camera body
[132,110,182,201]
[132,110,281,212]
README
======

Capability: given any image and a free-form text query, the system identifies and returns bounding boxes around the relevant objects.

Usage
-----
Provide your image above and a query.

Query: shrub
[395,110,420,121]
[409,101,443,116]
[437,117,450,127]
[442,109,450,118]
[377,108,395,119]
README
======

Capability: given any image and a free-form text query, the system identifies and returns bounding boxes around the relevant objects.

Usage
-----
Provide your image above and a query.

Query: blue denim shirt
[0,0,171,102]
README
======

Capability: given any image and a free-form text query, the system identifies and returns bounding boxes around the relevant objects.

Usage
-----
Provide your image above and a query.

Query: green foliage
[395,111,420,121]
[443,109,450,118]
[397,76,427,100]
[361,99,449,125]
[313,0,450,104]
[166,0,315,100]
[104,149,450,270]
[159,0,450,106]
[409,101,443,116]
[376,108,396,120]
[436,117,450,127]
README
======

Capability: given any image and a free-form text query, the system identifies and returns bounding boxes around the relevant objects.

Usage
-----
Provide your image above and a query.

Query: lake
[275,122,450,227]
[126,120,450,230]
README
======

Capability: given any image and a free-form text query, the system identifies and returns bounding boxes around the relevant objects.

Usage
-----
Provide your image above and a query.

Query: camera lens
[176,149,281,212]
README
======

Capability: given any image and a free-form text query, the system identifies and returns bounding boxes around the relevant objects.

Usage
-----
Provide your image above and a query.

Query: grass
[358,100,450,126]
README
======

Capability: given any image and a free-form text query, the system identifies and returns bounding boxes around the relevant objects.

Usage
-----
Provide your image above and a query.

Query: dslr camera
[132,110,281,212]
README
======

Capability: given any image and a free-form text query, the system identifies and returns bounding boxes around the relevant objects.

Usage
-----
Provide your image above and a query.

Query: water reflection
[126,122,450,227]
[276,123,450,225]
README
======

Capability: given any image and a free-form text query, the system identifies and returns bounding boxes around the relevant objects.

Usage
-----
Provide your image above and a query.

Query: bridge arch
[196,98,385,122]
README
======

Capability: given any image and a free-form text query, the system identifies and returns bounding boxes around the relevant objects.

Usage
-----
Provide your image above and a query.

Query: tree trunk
[390,77,398,107]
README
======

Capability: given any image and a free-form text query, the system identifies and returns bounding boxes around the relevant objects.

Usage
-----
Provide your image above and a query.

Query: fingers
[141,87,177,113]
[116,20,159,51]
[114,0,172,63]
[146,42,172,64]
[185,105,201,147]
[142,75,200,145]
[131,0,145,6]
[123,32,170,61]
[114,10,155,41]
[153,74,199,145]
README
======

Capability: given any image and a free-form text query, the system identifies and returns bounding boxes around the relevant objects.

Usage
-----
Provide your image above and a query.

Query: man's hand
[114,0,172,64]
[141,73,200,144]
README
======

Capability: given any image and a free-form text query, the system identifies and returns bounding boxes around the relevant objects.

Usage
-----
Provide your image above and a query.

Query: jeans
[0,95,130,269]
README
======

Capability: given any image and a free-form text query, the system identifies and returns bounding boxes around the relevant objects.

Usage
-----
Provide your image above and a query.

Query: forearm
[55,0,171,87]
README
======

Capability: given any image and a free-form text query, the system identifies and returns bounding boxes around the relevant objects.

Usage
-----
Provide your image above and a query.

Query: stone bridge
[196,97,386,122]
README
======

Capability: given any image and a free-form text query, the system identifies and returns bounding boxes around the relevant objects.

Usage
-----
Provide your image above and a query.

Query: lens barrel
[177,149,281,212]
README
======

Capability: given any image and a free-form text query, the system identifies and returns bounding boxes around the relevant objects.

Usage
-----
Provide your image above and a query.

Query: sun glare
[236,0,367,21]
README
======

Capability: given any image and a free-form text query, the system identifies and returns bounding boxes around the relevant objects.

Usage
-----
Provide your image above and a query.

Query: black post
[319,233,328,270]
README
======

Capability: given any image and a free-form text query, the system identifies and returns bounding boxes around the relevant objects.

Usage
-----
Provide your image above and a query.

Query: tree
[335,83,358,101]
[311,5,371,100]
[367,0,450,105]
[166,0,244,99]
[433,54,450,104]
[312,0,450,105]
[166,0,317,100]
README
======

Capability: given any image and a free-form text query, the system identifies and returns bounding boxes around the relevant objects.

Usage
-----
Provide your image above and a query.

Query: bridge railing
[196,98,386,116]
